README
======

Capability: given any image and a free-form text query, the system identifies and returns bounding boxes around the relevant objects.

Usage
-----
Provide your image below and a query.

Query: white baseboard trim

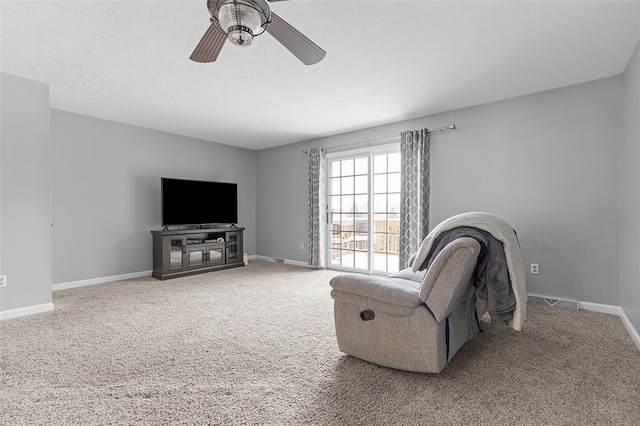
[249,255,271,262]
[577,301,623,316]
[52,270,152,291]
[51,256,313,291]
[283,258,314,267]
[0,302,54,320]
[250,255,315,268]
[619,309,640,351]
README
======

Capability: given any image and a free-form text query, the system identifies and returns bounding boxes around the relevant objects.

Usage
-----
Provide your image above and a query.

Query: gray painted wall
[257,76,623,306]
[51,110,257,284]
[2,61,637,328]
[0,73,53,311]
[621,41,640,332]
[256,143,309,262]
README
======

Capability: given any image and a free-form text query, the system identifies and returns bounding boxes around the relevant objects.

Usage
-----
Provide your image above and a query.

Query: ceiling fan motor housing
[210,0,271,46]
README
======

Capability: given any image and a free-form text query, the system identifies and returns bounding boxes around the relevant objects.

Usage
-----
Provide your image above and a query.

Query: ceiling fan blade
[190,22,227,63]
[265,12,326,65]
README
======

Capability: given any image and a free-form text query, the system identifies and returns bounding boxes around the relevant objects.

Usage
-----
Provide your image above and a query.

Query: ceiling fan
[190,0,326,65]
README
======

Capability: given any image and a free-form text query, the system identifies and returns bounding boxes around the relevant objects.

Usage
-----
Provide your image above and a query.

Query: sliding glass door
[328,148,401,275]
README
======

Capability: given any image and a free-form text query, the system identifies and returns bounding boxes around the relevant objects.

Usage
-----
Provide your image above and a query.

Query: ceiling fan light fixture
[192,0,325,65]
[218,2,262,47]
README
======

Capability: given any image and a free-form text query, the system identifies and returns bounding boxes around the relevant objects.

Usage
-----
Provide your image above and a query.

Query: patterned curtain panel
[399,129,431,269]
[307,147,327,267]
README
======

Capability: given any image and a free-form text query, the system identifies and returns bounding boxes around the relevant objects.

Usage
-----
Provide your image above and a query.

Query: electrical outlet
[300,242,304,250]
[0,275,6,287]
[530,264,539,275]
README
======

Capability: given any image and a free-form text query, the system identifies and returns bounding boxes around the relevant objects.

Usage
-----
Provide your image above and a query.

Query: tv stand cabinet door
[185,245,207,270]
[206,243,226,267]
[162,236,187,274]
[225,231,243,264]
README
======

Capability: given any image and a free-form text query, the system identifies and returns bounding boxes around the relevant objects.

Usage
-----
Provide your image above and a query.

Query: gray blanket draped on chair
[417,226,516,323]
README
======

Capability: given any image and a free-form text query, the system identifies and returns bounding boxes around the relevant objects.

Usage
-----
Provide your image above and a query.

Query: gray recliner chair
[329,212,527,374]
[330,237,482,373]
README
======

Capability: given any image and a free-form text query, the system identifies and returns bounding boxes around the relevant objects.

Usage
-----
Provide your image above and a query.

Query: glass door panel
[328,151,400,275]
[208,245,225,266]
[188,248,205,268]
[329,156,369,271]
[226,232,240,262]
[169,238,184,270]
[372,152,401,274]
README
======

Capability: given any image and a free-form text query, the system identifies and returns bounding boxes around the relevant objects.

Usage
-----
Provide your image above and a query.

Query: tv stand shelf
[151,227,244,280]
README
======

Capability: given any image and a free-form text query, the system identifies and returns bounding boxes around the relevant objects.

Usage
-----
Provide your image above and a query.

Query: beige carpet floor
[1,260,639,425]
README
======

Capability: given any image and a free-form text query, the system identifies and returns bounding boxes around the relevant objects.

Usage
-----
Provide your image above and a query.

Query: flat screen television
[161,177,238,226]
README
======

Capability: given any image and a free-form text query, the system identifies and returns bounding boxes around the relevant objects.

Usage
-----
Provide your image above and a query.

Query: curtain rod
[301,124,455,155]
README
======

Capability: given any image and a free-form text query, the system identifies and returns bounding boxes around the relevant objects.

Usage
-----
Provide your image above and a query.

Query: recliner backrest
[418,237,481,323]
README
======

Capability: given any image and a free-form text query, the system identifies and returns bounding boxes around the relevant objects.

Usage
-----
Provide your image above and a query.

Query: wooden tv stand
[151,227,244,280]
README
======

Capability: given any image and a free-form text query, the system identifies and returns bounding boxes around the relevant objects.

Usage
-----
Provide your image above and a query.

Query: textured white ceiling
[2,1,640,150]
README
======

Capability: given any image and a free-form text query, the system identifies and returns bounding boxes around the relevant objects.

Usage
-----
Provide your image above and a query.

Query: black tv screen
[161,178,238,226]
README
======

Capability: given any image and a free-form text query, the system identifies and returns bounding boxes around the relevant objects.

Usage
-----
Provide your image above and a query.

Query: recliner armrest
[420,237,480,322]
[329,274,421,308]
